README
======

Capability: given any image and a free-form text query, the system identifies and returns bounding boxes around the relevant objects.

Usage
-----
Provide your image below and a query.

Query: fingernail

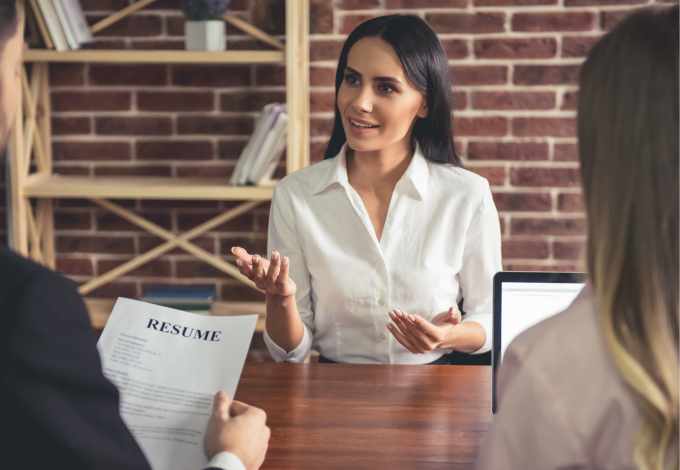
[408,314,416,322]
[396,310,403,317]
[388,311,396,320]
[387,323,393,329]
[231,246,236,254]
[272,251,279,261]
[236,259,242,267]
[252,256,259,264]
[283,256,289,266]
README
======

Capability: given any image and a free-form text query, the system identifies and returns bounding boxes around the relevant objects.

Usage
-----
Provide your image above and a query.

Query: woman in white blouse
[233,15,502,364]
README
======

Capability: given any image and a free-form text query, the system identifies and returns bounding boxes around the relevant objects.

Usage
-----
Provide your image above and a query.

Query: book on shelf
[31,0,93,51]
[231,103,288,187]
[142,285,216,316]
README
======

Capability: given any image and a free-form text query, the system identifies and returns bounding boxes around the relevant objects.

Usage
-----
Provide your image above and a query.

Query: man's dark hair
[323,15,463,167]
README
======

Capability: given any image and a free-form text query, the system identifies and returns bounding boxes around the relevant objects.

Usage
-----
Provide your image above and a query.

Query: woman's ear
[417,96,429,119]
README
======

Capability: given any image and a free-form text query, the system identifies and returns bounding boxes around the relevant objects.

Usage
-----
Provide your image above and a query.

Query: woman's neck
[346,137,414,194]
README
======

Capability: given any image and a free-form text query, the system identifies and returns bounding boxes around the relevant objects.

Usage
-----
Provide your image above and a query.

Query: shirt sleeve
[476,343,587,470]
[263,184,314,363]
[458,180,503,354]
[204,451,247,470]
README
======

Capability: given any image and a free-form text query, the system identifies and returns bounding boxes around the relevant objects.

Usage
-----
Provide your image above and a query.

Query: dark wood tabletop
[235,363,492,470]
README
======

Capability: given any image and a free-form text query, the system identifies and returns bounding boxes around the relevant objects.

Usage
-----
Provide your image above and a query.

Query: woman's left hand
[387,307,462,354]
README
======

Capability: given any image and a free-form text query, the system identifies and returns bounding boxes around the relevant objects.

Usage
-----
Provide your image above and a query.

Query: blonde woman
[477,5,678,470]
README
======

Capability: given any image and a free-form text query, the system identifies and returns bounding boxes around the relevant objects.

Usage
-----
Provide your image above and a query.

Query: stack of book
[231,103,288,186]
[28,0,93,51]
[142,285,216,316]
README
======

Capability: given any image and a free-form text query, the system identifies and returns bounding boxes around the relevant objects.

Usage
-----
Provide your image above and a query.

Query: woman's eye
[378,84,395,93]
[345,75,359,85]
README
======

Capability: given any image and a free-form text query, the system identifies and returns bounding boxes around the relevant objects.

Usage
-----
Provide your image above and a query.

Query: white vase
[185,20,226,51]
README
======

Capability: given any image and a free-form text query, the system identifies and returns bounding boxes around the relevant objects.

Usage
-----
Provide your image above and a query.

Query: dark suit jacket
[0,245,151,469]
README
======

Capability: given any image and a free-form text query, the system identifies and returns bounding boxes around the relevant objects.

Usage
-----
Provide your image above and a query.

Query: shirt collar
[312,141,429,200]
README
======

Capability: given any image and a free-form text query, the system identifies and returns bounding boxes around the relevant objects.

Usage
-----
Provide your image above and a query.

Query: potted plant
[181,0,229,51]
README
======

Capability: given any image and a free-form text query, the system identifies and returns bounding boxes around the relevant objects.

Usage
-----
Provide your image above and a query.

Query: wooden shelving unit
[10,1,310,306]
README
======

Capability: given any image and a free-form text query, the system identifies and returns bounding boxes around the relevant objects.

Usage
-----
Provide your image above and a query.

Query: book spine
[36,0,69,51]
[28,0,55,49]
[61,0,93,45]
[51,0,79,50]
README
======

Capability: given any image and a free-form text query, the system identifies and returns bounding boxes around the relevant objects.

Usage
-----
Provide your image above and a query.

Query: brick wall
[1,0,674,300]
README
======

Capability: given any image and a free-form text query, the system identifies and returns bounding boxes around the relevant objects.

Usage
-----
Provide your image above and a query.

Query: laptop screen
[492,272,586,412]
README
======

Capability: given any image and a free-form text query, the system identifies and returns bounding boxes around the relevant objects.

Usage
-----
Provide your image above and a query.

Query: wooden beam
[223,15,285,51]
[90,0,160,35]
[10,72,28,256]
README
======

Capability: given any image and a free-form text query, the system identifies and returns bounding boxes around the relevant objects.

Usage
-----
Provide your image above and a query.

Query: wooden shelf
[85,298,266,332]
[23,174,277,200]
[24,49,285,64]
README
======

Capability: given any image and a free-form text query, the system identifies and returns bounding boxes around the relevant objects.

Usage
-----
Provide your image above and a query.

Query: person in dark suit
[0,2,269,470]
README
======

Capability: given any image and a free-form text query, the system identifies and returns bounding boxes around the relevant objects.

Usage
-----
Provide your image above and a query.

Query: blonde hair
[578,6,679,469]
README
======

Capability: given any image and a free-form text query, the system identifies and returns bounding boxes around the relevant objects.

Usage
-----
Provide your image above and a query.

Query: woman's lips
[348,117,379,136]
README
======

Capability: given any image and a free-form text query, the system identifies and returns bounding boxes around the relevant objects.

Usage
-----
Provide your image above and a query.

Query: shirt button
[381,333,387,340]
[379,299,386,305]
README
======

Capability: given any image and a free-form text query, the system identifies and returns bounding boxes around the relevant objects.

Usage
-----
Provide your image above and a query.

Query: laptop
[492,272,586,413]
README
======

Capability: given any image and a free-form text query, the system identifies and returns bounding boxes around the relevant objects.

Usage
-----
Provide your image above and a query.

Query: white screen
[500,282,585,362]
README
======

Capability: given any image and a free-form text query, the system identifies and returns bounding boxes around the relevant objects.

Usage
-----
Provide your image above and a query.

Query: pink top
[477,285,645,469]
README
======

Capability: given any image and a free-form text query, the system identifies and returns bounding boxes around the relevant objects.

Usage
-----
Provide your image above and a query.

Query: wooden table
[235,363,492,470]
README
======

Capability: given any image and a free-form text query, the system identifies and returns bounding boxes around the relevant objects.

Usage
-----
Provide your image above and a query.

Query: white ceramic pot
[185,20,226,51]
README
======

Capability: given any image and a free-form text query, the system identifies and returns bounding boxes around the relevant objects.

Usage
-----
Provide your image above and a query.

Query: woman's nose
[352,86,373,113]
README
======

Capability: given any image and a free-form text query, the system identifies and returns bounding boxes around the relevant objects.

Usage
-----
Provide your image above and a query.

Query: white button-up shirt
[264,143,502,364]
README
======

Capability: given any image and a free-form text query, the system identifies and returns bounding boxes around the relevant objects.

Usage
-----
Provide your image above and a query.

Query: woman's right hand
[232,247,297,298]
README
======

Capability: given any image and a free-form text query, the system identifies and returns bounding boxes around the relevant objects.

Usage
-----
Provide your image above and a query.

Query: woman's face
[336,37,428,154]
[0,14,23,149]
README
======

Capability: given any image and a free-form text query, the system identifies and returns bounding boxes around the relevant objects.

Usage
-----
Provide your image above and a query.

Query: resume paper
[97,298,258,470]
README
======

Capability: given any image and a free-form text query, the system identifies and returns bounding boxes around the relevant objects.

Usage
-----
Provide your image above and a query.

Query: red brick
[219,237,268,257]
[554,143,578,161]
[454,117,508,137]
[96,117,172,136]
[310,39,345,62]
[562,35,601,57]
[472,91,555,110]
[53,142,131,161]
[503,263,582,272]
[141,200,218,209]
[310,66,335,86]
[226,39,273,52]
[177,212,254,232]
[339,14,379,34]
[52,92,131,112]
[49,63,85,86]
[56,257,93,276]
[310,0,334,34]
[54,165,91,176]
[553,241,584,260]
[601,10,634,31]
[474,38,556,59]
[311,117,334,137]
[252,0,285,35]
[337,0,380,9]
[84,283,137,299]
[256,65,286,86]
[80,0,127,11]
[89,39,127,49]
[172,66,251,87]
[136,141,214,161]
[86,14,162,37]
[310,91,336,113]
[89,65,167,86]
[96,212,172,231]
[166,16,186,36]
[561,91,578,110]
[55,212,92,230]
[511,217,585,235]
[94,165,172,177]
[513,118,576,138]
[511,167,581,187]
[475,0,555,5]
[558,193,584,212]
[221,91,287,112]
[139,235,216,254]
[499,217,506,235]
[427,13,506,34]
[132,40,184,50]
[451,65,508,85]
[218,141,248,160]
[441,39,469,59]
[176,165,233,177]
[220,283,265,301]
[177,117,254,136]
[567,0,644,5]
[502,240,550,259]
[514,65,580,85]
[512,12,596,32]
[468,142,549,161]
[468,165,506,185]
[453,91,467,110]
[52,117,91,135]
[493,192,552,211]
[137,92,214,112]
[144,0,182,9]
[57,236,135,254]
[98,259,172,278]
[387,0,467,7]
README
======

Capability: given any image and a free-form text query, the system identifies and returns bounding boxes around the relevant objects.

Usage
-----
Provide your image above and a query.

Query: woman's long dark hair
[0,0,21,46]
[323,15,462,167]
